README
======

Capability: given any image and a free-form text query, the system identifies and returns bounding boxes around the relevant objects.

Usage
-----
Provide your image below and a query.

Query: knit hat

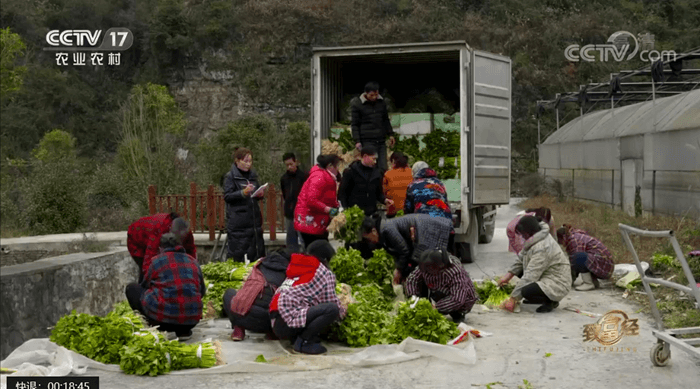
[411,161,429,177]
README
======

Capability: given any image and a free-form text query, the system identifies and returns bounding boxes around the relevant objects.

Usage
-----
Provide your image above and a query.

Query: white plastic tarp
[1,318,476,387]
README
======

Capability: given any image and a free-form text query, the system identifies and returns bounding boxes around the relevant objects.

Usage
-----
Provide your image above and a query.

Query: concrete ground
[4,199,700,388]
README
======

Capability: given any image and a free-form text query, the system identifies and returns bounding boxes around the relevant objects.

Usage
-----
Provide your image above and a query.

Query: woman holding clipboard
[222,147,267,262]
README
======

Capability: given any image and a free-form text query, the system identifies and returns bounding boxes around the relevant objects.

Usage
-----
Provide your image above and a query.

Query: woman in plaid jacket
[557,224,614,291]
[125,231,206,340]
[269,241,346,354]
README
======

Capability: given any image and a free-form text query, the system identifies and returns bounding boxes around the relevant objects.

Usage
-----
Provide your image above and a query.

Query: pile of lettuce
[50,301,220,376]
[328,247,461,347]
[200,259,256,316]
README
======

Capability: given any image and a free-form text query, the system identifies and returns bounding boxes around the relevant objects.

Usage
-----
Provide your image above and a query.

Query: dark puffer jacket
[223,164,265,261]
[351,94,394,142]
[339,160,385,217]
[223,249,292,333]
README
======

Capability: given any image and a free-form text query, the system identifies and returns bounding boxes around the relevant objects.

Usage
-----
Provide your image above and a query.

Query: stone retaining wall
[0,247,137,360]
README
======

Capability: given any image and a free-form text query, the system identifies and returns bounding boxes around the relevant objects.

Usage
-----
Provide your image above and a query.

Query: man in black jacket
[351,81,395,172]
[280,152,308,252]
[339,145,393,218]
[361,213,453,284]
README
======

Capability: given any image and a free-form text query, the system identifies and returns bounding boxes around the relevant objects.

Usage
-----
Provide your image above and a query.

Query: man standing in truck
[352,81,395,172]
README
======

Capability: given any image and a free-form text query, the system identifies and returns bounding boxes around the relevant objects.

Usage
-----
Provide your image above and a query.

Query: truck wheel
[478,208,496,244]
[456,242,473,264]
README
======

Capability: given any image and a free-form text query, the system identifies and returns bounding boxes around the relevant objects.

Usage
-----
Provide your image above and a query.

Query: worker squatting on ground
[498,216,572,313]
[269,241,347,355]
[126,212,196,283]
[405,248,478,322]
[125,230,206,340]
[223,249,293,341]
[557,224,615,291]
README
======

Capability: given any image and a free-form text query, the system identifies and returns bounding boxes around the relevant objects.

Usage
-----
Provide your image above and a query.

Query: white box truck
[310,41,511,262]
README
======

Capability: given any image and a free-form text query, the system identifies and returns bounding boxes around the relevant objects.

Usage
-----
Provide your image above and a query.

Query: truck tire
[478,207,496,244]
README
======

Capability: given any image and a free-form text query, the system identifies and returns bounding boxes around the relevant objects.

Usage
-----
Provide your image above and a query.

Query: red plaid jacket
[141,246,205,325]
[270,253,346,328]
[562,231,614,279]
[127,213,197,274]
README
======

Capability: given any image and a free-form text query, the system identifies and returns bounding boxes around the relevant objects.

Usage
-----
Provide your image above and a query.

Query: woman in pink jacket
[294,154,342,248]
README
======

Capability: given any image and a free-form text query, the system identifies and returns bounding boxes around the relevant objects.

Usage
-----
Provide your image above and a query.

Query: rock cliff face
[170,62,309,140]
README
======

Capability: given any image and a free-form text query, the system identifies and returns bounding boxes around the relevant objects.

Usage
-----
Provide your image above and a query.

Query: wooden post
[207,185,215,241]
[148,185,157,215]
[280,194,286,232]
[189,182,197,230]
[267,184,277,241]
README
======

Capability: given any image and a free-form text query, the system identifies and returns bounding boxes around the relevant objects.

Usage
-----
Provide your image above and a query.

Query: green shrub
[84,162,146,231]
[24,160,87,234]
[31,129,76,163]
[194,115,284,188]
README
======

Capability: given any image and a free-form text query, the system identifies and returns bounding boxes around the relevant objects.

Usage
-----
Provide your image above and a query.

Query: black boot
[536,301,559,313]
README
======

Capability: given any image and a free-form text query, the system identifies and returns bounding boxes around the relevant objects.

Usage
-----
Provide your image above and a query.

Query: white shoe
[573,275,584,287]
[575,273,596,291]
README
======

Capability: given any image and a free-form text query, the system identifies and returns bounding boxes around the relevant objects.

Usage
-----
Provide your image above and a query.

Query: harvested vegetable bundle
[484,288,511,307]
[119,331,172,376]
[200,260,255,317]
[321,139,358,171]
[474,278,515,308]
[330,205,365,244]
[365,249,395,299]
[168,341,219,370]
[332,299,394,347]
[353,283,392,311]
[389,298,461,345]
[50,302,146,365]
[329,247,366,285]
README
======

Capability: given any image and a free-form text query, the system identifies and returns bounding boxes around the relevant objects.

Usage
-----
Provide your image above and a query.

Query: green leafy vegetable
[335,206,366,244]
[200,260,255,317]
[389,298,461,345]
[119,332,172,376]
[475,278,514,305]
[330,247,366,285]
[51,303,218,376]
[168,341,217,370]
[50,302,146,365]
[254,354,267,363]
[365,249,395,298]
[331,300,394,347]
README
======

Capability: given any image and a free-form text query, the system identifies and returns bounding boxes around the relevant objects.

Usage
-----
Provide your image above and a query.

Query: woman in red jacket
[294,154,342,247]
